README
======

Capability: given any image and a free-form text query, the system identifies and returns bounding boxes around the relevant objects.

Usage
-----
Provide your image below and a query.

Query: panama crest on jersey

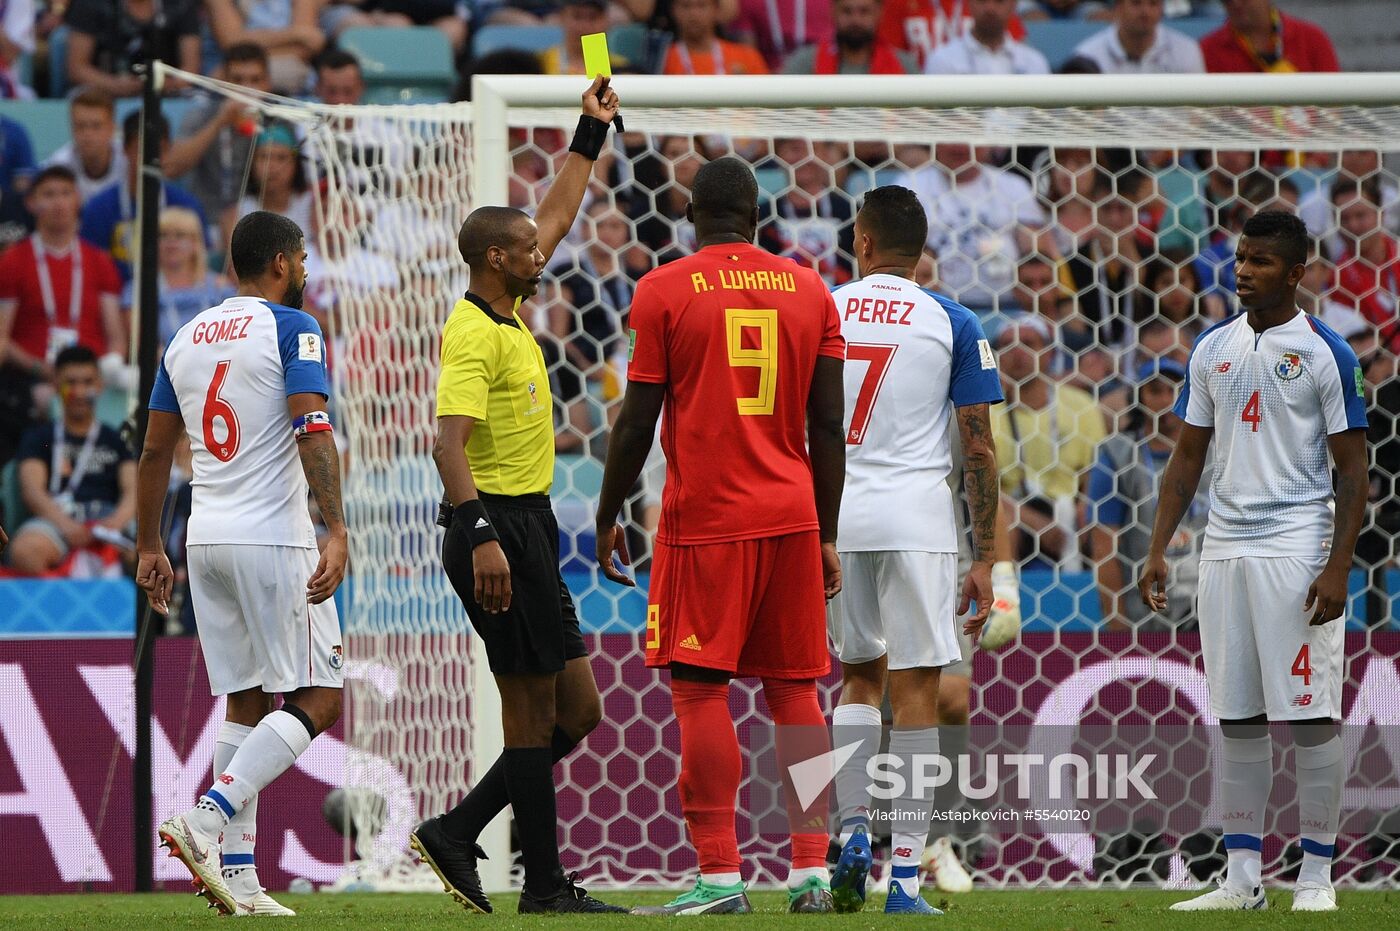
[1276,351,1303,380]
[329,644,343,670]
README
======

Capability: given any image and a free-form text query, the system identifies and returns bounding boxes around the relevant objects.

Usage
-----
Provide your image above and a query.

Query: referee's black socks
[504,746,567,896]
[440,726,579,848]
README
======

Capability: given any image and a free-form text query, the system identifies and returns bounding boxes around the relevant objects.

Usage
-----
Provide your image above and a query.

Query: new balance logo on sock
[474,517,489,529]
[680,634,702,651]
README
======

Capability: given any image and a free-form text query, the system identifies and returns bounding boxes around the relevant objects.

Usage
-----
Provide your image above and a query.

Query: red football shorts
[645,531,830,678]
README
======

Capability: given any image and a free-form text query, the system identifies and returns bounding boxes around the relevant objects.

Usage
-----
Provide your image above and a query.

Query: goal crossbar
[472,72,1400,207]
[475,72,1400,110]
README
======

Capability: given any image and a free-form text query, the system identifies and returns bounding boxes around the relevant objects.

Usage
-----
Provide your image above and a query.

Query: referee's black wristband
[451,498,501,549]
[569,115,610,160]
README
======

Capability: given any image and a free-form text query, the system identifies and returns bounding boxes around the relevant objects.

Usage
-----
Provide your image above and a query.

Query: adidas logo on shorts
[679,634,702,651]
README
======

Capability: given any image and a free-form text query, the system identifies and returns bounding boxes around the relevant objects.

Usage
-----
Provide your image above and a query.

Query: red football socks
[763,677,830,870]
[672,677,742,874]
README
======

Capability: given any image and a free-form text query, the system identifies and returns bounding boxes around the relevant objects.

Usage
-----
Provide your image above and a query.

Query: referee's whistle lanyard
[766,0,806,58]
[50,417,101,511]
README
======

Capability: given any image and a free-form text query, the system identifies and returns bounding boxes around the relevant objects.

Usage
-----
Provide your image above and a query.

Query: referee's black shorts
[442,492,587,675]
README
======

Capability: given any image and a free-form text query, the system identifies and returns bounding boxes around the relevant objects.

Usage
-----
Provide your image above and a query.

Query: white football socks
[1220,733,1272,891]
[1295,735,1343,887]
[889,727,939,898]
[214,721,259,897]
[202,710,313,830]
[832,703,882,845]
[786,866,828,889]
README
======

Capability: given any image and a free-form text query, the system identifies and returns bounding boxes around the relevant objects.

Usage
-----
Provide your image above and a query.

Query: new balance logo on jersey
[218,774,234,785]
[1216,362,1232,373]
[679,634,702,651]
[1292,694,1313,707]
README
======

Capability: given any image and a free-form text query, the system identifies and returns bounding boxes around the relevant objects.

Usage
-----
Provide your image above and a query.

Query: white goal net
[157,66,1400,891]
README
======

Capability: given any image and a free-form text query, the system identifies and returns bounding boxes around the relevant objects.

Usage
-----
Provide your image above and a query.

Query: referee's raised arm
[534,75,620,263]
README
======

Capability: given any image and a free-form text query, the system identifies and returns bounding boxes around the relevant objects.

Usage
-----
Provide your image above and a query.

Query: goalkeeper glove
[979,560,1021,651]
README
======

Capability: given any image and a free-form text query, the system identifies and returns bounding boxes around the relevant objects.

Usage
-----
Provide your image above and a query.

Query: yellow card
[581,32,612,79]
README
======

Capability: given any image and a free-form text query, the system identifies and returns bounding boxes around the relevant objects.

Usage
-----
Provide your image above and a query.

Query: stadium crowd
[2,0,1397,632]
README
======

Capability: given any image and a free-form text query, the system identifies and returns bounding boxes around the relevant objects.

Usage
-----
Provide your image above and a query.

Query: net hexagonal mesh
[157,66,1400,890]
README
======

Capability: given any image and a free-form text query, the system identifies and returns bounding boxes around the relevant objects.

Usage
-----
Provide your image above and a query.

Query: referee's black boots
[518,872,628,914]
[409,816,493,913]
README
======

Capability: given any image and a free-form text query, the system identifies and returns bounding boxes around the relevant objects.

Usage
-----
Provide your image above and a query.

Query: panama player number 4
[1241,390,1262,433]
[1292,643,1312,686]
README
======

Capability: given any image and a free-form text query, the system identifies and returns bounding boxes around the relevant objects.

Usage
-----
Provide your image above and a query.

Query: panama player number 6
[203,360,241,462]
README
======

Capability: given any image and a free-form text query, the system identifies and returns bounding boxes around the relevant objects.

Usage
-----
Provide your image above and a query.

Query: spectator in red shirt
[1333,179,1400,353]
[783,0,918,74]
[663,0,770,74]
[732,0,834,70]
[1200,0,1338,74]
[878,0,1026,69]
[0,166,124,388]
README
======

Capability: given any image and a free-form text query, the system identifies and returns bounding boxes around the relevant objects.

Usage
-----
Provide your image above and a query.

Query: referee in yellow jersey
[409,77,626,915]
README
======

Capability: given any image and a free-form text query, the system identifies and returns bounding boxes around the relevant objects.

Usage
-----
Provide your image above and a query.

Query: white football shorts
[1197,556,1344,721]
[187,543,344,696]
[827,551,962,671]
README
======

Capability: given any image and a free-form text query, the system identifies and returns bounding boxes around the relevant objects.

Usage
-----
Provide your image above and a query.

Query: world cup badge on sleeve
[1275,352,1302,380]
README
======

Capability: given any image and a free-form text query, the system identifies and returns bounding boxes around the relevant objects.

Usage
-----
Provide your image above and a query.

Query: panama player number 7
[845,343,897,445]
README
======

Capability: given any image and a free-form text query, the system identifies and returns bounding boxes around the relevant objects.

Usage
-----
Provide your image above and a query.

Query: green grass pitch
[2,890,1396,929]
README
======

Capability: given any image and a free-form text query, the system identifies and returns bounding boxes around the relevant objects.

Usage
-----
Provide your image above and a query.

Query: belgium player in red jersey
[595,157,847,915]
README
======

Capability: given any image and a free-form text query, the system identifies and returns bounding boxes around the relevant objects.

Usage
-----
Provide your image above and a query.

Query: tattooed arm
[1140,422,1213,612]
[290,392,347,604]
[957,403,999,563]
[957,402,999,628]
